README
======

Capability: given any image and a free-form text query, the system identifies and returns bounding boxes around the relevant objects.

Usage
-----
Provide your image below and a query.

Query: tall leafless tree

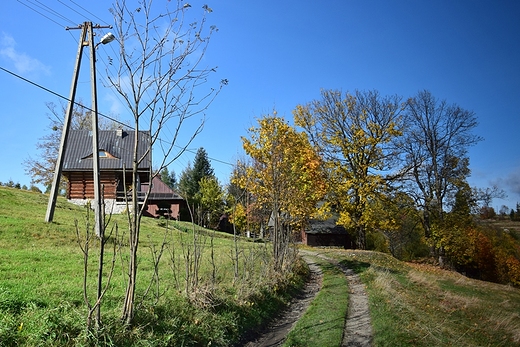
[473,185,507,208]
[105,0,224,324]
[401,90,482,243]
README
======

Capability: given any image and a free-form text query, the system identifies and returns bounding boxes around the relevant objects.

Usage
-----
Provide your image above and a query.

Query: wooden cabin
[62,129,151,213]
[301,217,355,249]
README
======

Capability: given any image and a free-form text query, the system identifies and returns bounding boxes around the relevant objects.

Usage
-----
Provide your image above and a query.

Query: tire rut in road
[301,250,373,347]
[340,266,372,347]
[241,258,322,347]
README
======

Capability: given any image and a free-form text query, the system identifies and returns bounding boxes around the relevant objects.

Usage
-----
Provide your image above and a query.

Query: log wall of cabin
[66,172,118,199]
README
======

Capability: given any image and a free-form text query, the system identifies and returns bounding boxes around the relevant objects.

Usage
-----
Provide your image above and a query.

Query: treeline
[21,86,520,287]
[164,89,520,286]
[226,89,520,286]
[0,180,41,193]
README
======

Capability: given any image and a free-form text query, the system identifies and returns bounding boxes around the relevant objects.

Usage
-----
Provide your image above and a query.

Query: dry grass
[321,248,520,347]
[408,268,438,289]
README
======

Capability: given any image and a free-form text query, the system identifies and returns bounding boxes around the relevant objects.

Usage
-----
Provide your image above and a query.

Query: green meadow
[2,186,520,346]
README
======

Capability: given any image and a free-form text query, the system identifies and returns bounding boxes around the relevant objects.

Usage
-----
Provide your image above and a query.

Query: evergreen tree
[178,148,215,215]
[192,147,214,186]
[160,167,177,189]
[178,163,195,199]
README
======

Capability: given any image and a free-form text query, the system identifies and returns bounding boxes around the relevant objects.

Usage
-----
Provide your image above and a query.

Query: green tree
[197,176,224,228]
[178,148,215,205]
[294,89,404,249]
[160,167,177,189]
[192,147,215,184]
[178,162,194,198]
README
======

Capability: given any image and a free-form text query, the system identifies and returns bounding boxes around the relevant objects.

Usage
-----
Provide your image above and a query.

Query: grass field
[0,187,306,346]
[2,186,520,346]
[319,249,520,347]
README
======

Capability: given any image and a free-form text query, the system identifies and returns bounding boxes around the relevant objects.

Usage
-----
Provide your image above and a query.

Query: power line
[16,0,70,28]
[69,0,111,26]
[0,65,129,129]
[33,0,77,26]
[0,65,234,167]
[57,0,90,23]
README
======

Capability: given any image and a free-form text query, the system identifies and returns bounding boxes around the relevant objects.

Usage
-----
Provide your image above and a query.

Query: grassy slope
[321,249,520,347]
[2,187,520,346]
[0,187,305,346]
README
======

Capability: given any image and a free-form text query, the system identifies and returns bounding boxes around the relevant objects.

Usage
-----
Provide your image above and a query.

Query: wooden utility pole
[45,24,85,224]
[45,22,111,240]
[87,22,104,240]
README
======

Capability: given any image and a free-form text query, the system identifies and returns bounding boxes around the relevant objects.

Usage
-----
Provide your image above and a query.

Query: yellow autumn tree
[294,90,404,249]
[236,113,326,271]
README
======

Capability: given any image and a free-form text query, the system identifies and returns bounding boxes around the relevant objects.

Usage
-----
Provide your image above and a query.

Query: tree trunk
[121,132,140,325]
[357,226,366,250]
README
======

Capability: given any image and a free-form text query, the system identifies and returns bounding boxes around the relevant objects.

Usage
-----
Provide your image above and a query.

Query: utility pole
[45,24,85,224]
[45,22,112,240]
[87,22,104,240]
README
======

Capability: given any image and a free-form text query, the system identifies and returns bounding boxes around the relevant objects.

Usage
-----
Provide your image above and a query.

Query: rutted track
[241,258,323,347]
[240,250,373,347]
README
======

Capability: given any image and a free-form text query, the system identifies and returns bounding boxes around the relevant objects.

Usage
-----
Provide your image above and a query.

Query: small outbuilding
[140,176,186,219]
[301,217,355,249]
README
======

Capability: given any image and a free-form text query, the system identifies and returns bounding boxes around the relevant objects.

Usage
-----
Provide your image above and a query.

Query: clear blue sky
[1,0,519,211]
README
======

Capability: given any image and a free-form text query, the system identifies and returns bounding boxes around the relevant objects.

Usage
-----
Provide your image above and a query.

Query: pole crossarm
[66,23,113,30]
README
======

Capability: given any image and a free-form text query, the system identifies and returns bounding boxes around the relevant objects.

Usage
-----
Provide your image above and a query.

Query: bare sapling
[75,202,119,333]
[105,0,224,324]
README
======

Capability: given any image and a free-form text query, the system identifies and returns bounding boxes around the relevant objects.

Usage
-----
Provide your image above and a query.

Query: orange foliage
[440,224,520,286]
[505,256,520,286]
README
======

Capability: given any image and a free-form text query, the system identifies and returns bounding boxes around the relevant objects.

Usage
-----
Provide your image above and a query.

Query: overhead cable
[69,0,112,26]
[16,0,71,27]
[0,65,234,167]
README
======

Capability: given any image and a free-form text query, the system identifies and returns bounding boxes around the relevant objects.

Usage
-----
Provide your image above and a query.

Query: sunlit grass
[4,186,520,346]
[0,187,305,346]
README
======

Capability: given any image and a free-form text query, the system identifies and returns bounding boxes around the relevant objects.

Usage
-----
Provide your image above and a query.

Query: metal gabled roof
[141,176,184,200]
[62,130,151,171]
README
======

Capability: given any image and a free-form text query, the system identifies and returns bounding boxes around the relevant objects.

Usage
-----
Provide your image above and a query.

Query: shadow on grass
[339,259,371,274]
[339,259,403,276]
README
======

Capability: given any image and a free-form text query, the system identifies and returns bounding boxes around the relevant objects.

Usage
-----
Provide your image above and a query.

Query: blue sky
[1,0,519,211]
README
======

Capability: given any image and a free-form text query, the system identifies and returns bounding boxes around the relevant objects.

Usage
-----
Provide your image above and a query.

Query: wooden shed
[301,217,355,249]
[140,176,186,219]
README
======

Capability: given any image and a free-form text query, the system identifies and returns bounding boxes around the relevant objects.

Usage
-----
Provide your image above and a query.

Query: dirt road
[241,250,373,347]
